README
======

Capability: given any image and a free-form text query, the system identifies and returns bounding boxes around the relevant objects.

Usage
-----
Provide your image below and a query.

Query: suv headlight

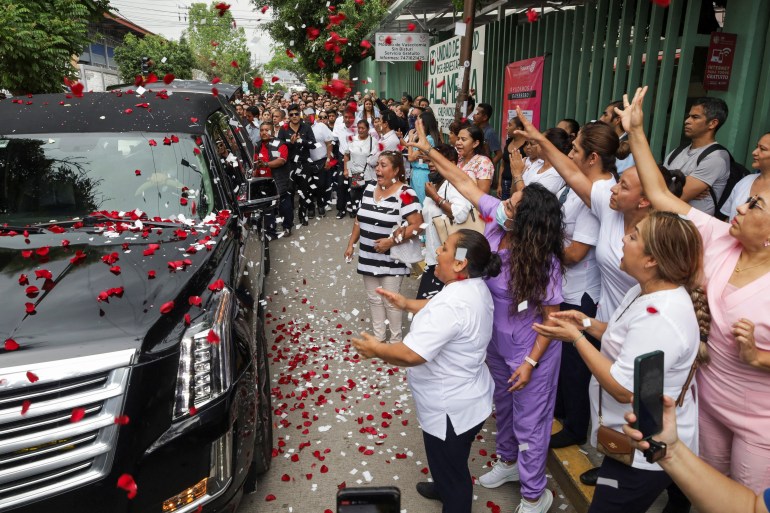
[174,288,232,419]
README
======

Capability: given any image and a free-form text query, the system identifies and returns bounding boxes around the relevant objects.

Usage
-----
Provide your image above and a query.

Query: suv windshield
[0,132,218,225]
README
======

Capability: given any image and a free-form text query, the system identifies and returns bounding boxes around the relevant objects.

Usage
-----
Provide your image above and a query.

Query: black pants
[416,265,443,299]
[265,191,294,235]
[588,457,672,513]
[422,416,484,513]
[292,164,314,220]
[336,171,350,213]
[554,292,598,440]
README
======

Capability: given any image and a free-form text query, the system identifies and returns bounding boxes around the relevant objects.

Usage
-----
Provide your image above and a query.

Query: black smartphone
[337,486,401,513]
[633,350,665,438]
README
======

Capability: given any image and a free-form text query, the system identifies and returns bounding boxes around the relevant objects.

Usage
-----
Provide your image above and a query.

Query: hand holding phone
[633,350,666,462]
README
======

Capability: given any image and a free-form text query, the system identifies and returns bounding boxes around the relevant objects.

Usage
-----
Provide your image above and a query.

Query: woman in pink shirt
[622,87,770,493]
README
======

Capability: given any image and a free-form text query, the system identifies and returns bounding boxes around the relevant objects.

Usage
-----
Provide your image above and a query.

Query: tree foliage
[252,0,387,76]
[183,2,254,84]
[114,34,196,82]
[0,0,110,94]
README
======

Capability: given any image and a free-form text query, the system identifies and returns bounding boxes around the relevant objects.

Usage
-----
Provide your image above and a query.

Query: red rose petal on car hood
[26,371,39,383]
[117,473,138,499]
[159,301,175,314]
[70,407,85,422]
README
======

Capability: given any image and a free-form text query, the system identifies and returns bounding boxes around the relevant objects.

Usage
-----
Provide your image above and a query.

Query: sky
[108,0,276,66]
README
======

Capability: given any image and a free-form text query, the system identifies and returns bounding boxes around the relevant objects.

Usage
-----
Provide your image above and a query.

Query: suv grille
[0,349,134,510]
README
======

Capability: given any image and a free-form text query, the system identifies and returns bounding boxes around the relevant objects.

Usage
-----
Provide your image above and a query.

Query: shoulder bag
[431,185,486,244]
[350,138,372,190]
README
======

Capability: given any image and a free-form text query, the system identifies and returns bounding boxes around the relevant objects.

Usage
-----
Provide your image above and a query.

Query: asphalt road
[236,212,576,513]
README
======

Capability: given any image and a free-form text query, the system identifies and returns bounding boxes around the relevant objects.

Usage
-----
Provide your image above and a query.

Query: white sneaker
[514,489,553,513]
[478,460,520,488]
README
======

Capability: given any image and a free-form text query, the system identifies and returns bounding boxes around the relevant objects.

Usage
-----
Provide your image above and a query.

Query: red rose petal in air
[253,77,264,88]
[208,279,225,292]
[148,139,157,146]
[211,87,219,97]
[26,371,39,383]
[407,22,416,31]
[526,8,539,22]
[147,270,156,279]
[19,273,29,285]
[184,313,191,325]
[5,338,20,351]
[110,266,121,275]
[135,169,141,176]
[286,49,295,59]
[360,40,371,49]
[21,400,31,415]
[145,73,158,84]
[647,306,659,314]
[651,0,671,6]
[189,296,202,306]
[180,197,188,206]
[159,301,175,314]
[306,27,321,40]
[436,79,446,88]
[415,61,423,71]
[190,117,198,123]
[271,76,280,83]
[25,303,36,314]
[163,73,175,84]
[25,286,39,297]
[212,77,221,85]
[261,5,269,13]
[117,473,138,499]
[320,465,329,473]
[207,329,221,344]
[70,407,86,422]
[214,2,230,16]
[230,60,239,68]
[171,135,179,143]
[163,137,172,145]
[265,494,276,502]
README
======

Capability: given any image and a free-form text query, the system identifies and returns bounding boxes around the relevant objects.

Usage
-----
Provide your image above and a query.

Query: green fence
[354,0,770,164]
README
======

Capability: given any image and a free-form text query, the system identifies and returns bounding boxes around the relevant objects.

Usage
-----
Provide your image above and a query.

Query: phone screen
[634,351,664,438]
[337,487,400,513]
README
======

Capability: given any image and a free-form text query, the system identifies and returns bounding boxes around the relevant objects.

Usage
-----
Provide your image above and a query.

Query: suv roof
[0,91,225,135]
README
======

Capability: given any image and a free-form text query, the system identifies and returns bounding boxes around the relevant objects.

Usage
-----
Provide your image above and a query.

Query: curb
[546,420,595,513]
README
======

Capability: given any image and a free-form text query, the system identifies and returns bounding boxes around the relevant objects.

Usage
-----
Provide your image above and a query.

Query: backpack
[666,143,750,216]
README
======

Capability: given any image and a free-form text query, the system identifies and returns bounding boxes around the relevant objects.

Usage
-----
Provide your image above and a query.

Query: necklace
[733,256,770,273]
[616,292,642,320]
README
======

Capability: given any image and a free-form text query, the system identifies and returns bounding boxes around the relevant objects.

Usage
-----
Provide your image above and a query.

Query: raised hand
[616,86,648,134]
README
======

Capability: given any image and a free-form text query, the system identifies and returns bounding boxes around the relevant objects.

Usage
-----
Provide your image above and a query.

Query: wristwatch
[524,356,539,369]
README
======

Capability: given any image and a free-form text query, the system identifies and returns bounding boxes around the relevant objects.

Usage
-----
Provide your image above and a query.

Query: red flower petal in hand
[117,473,138,499]
[5,338,20,351]
[159,301,175,314]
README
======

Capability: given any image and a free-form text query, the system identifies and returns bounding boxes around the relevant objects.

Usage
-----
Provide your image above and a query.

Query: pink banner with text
[503,56,545,133]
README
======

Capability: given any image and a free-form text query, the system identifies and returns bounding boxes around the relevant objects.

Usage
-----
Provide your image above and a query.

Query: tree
[114,34,196,83]
[253,0,387,77]
[0,0,110,94]
[184,2,253,85]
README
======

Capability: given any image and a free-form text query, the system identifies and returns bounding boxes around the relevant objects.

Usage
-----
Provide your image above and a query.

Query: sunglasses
[747,195,766,211]
[318,115,328,119]
[288,112,300,117]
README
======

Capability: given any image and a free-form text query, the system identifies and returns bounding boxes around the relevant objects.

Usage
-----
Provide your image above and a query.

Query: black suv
[0,83,277,512]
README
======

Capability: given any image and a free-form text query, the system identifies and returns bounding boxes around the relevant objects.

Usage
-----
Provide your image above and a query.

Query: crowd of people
[232,84,769,513]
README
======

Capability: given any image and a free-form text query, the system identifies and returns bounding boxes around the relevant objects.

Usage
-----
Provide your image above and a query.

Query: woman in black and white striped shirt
[344,151,424,342]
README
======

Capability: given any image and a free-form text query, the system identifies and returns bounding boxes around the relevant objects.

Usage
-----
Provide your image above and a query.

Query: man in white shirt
[599,100,635,175]
[370,110,401,171]
[333,109,357,218]
[308,108,335,215]
[243,106,261,146]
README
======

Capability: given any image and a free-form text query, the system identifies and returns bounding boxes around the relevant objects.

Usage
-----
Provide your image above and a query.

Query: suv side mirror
[238,177,279,215]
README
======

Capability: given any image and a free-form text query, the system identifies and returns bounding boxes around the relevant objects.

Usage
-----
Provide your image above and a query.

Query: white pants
[362,274,404,343]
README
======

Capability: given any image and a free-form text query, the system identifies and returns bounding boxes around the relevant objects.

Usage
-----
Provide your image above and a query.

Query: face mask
[495,202,514,231]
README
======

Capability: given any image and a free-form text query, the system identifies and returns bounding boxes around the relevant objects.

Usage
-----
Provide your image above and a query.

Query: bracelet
[513,178,523,185]
[573,331,586,344]
[438,199,446,207]
[524,356,539,369]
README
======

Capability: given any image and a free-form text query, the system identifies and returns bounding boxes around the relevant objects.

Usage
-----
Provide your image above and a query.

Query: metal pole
[454,0,477,122]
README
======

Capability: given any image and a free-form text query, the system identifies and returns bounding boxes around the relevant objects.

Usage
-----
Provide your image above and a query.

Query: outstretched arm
[513,106,594,207]
[407,119,485,208]
[619,87,689,215]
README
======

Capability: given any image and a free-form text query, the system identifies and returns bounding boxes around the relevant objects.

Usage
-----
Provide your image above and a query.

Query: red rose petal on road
[320,465,329,473]
[117,473,138,499]
[265,494,276,502]
[281,474,290,481]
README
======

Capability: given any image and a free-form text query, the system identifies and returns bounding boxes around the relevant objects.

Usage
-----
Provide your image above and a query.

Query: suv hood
[0,220,234,366]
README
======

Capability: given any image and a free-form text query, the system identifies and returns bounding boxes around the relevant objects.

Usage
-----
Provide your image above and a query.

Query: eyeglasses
[318,116,328,119]
[747,195,766,211]
[288,112,300,117]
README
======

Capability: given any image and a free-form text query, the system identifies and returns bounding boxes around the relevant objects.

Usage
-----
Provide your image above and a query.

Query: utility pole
[454,0,477,122]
